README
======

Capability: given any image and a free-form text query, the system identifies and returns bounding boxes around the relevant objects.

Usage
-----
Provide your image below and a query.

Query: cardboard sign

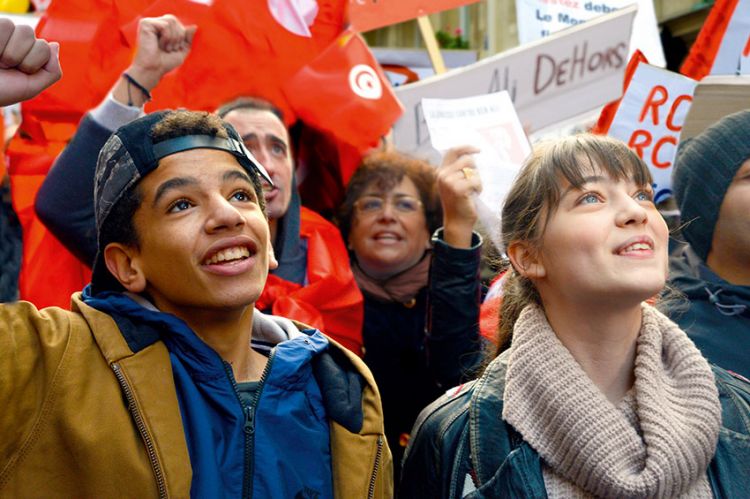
[680,75,750,141]
[422,92,531,247]
[392,5,636,159]
[515,0,665,68]
[608,63,697,202]
[349,0,481,33]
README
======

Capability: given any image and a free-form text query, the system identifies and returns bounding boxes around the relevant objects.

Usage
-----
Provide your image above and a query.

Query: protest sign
[392,5,636,159]
[515,0,664,67]
[682,0,750,79]
[607,63,697,203]
[422,92,531,247]
[707,0,750,75]
[349,0,481,33]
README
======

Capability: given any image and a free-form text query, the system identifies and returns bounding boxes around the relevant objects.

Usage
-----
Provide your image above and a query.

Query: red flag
[348,0,481,33]
[9,0,352,308]
[592,50,648,135]
[283,29,403,154]
[681,0,742,79]
[24,0,148,123]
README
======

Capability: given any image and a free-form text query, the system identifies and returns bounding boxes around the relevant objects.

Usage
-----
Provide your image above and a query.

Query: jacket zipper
[225,350,276,499]
[112,363,167,499]
[367,435,384,499]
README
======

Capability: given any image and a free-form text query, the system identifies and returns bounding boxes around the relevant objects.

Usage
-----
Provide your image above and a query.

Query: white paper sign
[711,0,750,75]
[516,0,665,68]
[422,92,531,247]
[608,63,697,203]
[393,5,636,161]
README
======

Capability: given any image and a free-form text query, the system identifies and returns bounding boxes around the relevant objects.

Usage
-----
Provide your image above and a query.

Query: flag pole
[416,15,447,75]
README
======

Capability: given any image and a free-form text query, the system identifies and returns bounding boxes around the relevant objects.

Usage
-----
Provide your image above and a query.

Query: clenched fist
[0,18,62,107]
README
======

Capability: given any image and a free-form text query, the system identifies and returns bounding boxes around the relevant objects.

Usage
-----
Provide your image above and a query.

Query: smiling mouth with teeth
[203,246,251,265]
[618,242,652,254]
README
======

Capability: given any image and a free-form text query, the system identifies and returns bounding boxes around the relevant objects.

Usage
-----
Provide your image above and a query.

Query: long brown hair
[494,134,652,356]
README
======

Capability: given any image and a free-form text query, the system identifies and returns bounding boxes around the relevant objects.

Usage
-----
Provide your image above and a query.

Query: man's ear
[267,244,279,271]
[506,240,546,279]
[104,243,147,293]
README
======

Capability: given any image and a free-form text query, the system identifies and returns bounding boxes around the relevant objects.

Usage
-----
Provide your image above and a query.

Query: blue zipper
[224,349,276,499]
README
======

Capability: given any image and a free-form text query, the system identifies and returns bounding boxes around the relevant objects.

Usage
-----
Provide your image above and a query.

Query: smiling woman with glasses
[337,148,486,486]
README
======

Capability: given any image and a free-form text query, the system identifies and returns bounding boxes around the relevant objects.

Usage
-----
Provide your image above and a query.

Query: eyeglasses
[354,195,423,216]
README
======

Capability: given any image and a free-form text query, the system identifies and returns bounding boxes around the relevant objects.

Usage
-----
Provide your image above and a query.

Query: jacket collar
[670,245,750,315]
[271,176,306,284]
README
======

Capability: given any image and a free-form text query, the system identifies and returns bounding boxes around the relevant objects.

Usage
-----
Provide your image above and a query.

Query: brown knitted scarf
[351,252,431,304]
[503,304,721,498]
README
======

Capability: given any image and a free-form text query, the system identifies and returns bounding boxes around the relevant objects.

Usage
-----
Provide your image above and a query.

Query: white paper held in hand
[422,91,531,250]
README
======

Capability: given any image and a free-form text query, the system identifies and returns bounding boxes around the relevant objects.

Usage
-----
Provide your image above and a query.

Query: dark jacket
[361,229,484,483]
[400,351,750,498]
[668,244,750,379]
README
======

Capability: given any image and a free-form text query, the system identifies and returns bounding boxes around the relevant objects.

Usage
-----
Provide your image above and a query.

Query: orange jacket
[257,207,364,356]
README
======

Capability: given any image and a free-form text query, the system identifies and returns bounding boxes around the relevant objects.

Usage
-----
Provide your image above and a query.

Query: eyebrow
[224,169,253,184]
[152,170,256,207]
[153,176,199,207]
[241,132,288,148]
[561,175,606,198]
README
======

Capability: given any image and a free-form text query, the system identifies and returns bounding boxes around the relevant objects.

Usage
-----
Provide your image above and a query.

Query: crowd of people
[1,12,749,499]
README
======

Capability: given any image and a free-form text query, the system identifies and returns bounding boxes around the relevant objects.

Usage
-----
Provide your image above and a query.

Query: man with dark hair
[1,109,392,497]
[35,15,364,354]
[668,109,750,379]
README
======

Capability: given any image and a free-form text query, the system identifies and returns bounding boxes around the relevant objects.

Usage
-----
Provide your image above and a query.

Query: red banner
[283,29,403,159]
[348,0,481,33]
[8,0,394,307]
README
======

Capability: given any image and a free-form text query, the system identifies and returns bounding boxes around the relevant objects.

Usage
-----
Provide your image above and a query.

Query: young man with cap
[669,109,750,379]
[1,110,391,497]
[35,14,364,355]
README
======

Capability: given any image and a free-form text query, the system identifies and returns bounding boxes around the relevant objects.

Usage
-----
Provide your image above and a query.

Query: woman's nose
[378,200,397,220]
[617,197,649,227]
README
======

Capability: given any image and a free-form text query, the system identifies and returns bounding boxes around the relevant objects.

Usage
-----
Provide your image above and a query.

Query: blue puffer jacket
[400,351,750,498]
[668,244,750,379]
[82,288,341,498]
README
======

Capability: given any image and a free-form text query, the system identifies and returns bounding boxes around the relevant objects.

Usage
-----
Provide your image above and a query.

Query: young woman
[399,134,750,498]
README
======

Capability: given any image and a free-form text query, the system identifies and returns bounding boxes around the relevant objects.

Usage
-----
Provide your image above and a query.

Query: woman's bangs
[552,136,653,193]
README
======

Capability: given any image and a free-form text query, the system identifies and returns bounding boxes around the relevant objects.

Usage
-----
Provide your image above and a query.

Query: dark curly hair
[337,150,441,244]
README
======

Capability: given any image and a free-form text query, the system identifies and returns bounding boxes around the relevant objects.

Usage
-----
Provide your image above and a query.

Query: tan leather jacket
[0,295,392,498]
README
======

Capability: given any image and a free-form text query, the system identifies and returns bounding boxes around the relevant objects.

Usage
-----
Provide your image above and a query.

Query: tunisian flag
[283,28,403,176]
[681,0,750,79]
